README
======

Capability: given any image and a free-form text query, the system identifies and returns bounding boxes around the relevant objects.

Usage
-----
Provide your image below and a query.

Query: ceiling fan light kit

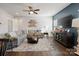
[23,6,40,15]
[29,11,34,14]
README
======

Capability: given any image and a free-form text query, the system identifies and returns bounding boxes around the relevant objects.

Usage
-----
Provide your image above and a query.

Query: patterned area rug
[7,37,52,51]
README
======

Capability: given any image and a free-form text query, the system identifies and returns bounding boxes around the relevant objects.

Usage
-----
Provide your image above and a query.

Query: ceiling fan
[23,6,40,14]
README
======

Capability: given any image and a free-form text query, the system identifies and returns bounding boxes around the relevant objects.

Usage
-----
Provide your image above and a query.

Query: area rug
[7,37,52,51]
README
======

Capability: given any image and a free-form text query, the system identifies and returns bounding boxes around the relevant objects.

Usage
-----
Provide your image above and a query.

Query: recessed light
[16,12,19,15]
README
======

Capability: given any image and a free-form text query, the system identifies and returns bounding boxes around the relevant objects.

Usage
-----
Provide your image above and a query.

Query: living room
[0,3,79,56]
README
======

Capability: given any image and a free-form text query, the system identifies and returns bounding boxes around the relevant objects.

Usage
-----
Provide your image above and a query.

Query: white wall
[0,8,26,33]
[0,8,13,34]
[12,18,24,31]
[19,16,52,35]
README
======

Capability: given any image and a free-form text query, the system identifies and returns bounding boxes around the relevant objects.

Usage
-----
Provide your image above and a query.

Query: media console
[53,31,76,49]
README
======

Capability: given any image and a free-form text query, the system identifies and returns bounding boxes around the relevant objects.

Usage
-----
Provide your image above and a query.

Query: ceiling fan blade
[33,11,38,14]
[28,6,33,10]
[34,9,40,11]
[23,10,29,12]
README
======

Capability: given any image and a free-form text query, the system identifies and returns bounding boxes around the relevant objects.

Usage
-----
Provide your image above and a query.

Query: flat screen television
[58,15,73,28]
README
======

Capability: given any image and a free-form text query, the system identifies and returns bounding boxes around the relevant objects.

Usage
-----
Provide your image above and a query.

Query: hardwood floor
[5,37,77,56]
[6,51,50,56]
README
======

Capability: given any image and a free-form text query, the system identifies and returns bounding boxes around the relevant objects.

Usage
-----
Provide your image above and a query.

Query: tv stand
[53,31,74,48]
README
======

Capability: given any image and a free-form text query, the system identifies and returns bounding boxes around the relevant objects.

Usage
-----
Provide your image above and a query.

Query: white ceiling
[0,3,70,17]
